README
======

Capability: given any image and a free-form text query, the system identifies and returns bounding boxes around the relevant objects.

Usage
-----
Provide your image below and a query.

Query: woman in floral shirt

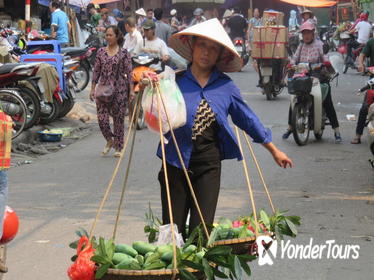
[90,26,132,157]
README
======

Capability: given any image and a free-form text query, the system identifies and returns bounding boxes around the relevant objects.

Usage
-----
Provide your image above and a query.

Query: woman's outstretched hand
[272,149,293,168]
[262,142,293,168]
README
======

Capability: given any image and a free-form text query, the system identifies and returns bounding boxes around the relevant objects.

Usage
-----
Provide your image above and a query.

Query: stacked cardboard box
[263,11,284,26]
[252,26,288,59]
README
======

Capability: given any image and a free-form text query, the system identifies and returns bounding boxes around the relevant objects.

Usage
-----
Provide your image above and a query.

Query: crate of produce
[252,26,288,59]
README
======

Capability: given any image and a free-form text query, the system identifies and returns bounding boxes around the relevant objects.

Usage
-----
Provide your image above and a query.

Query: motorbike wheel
[39,97,60,124]
[0,244,6,279]
[0,90,27,139]
[72,63,90,93]
[291,103,310,146]
[17,86,41,129]
[264,84,274,101]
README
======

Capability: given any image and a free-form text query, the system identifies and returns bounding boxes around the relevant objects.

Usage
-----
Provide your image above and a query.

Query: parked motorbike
[60,46,95,92]
[57,58,80,118]
[0,63,42,129]
[358,67,374,167]
[233,37,249,69]
[257,58,287,100]
[287,62,339,146]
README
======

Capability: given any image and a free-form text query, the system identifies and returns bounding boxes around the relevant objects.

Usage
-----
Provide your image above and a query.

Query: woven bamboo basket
[211,232,276,256]
[101,268,206,280]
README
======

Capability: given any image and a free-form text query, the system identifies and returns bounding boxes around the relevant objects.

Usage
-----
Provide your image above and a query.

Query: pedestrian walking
[135,8,146,30]
[90,26,133,157]
[189,8,206,26]
[154,19,293,237]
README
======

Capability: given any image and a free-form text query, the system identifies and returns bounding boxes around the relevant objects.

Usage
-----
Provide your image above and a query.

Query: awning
[91,0,122,4]
[279,0,337,7]
[172,0,224,4]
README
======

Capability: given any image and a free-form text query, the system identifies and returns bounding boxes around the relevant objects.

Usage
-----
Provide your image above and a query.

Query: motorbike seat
[0,63,37,75]
[61,47,88,57]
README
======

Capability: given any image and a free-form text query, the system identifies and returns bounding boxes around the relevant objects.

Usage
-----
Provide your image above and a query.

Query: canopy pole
[336,1,339,25]
[25,0,31,21]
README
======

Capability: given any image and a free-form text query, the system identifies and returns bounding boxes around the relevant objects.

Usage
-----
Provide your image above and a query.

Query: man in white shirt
[134,19,169,63]
[123,17,143,56]
[348,12,372,61]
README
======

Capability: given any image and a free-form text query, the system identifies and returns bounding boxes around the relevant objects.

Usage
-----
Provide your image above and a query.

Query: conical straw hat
[135,8,146,17]
[168,18,242,72]
[223,9,233,19]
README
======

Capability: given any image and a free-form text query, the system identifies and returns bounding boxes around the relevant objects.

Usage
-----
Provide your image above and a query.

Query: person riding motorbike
[351,37,374,144]
[227,7,248,40]
[190,8,206,26]
[283,21,342,143]
[347,12,371,64]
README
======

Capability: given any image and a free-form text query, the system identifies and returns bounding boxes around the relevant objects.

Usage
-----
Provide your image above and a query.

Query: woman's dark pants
[355,93,369,135]
[158,160,221,239]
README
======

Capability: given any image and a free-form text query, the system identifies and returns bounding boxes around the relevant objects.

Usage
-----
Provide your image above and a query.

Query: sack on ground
[142,66,186,134]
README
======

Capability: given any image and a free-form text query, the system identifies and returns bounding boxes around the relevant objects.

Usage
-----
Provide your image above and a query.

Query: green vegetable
[115,259,142,270]
[143,260,166,270]
[114,258,134,269]
[133,241,156,255]
[112,253,134,265]
[183,244,197,254]
[144,252,161,266]
[161,251,173,263]
[136,255,144,266]
[195,251,205,260]
[156,244,172,255]
[115,244,138,257]
[144,252,153,259]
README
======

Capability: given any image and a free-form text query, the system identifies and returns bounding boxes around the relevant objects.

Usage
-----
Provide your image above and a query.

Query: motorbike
[131,54,166,130]
[343,34,364,74]
[57,58,80,119]
[233,37,249,69]
[60,46,96,92]
[288,29,300,56]
[287,62,339,146]
[320,24,337,54]
[357,66,374,167]
[0,62,42,129]
[257,58,287,100]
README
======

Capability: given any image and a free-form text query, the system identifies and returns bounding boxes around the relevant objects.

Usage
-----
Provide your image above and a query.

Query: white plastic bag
[142,66,186,134]
[156,223,185,248]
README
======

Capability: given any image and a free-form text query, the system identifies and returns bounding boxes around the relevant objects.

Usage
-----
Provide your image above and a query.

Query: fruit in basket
[183,244,197,254]
[132,241,156,255]
[115,244,138,257]
[112,253,134,265]
[161,251,173,262]
[156,244,172,254]
[143,260,167,270]
[114,258,134,269]
[136,255,144,266]
[115,259,142,270]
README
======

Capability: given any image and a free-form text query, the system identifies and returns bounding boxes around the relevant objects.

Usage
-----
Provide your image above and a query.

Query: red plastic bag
[67,236,96,280]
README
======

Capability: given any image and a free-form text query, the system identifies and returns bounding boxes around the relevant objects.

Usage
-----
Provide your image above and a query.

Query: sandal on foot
[102,142,113,155]
[113,150,122,157]
[350,138,361,144]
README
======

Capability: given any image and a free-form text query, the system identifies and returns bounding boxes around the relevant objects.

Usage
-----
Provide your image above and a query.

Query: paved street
[5,57,374,280]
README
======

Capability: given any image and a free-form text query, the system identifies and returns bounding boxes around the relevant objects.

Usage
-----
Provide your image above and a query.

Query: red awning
[279,0,337,7]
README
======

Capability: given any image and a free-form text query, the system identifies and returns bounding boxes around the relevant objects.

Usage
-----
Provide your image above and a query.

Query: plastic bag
[67,236,96,280]
[142,66,186,134]
[157,223,185,248]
